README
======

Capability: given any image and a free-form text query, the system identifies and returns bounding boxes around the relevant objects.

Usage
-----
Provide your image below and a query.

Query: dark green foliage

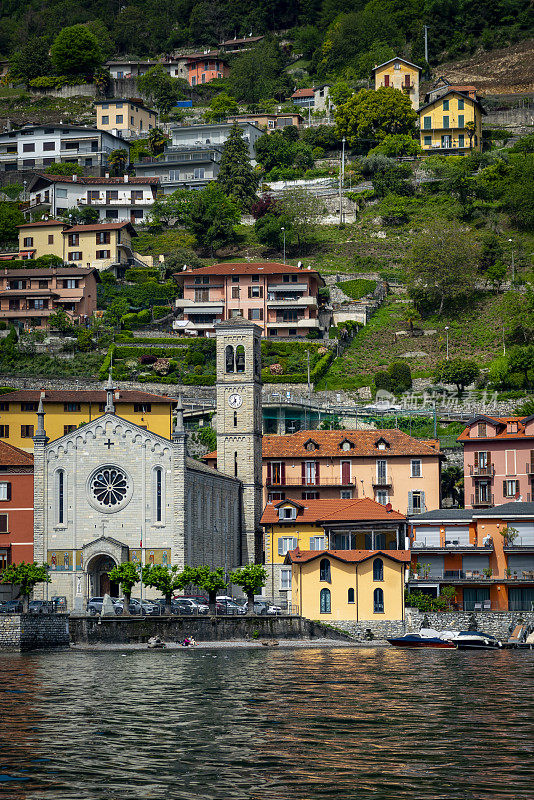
[137,66,188,114]
[9,37,51,86]
[0,202,24,244]
[434,359,480,394]
[50,25,103,78]
[339,279,375,300]
[45,162,84,176]
[229,39,291,106]
[374,360,412,396]
[217,122,259,209]
[186,183,240,252]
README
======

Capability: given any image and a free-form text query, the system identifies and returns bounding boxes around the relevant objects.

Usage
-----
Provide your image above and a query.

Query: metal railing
[372,476,392,487]
[471,494,494,507]
[266,477,354,487]
[469,464,495,477]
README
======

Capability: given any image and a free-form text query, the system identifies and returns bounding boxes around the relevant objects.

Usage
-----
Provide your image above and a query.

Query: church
[33,318,264,609]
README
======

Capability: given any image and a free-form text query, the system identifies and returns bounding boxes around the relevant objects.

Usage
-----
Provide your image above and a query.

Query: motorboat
[387,629,457,649]
[444,631,502,650]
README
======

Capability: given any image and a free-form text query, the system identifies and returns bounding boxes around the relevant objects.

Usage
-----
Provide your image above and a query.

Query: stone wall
[0,614,70,651]
[69,614,352,644]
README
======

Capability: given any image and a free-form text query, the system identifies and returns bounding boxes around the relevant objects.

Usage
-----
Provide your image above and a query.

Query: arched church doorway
[87,554,120,598]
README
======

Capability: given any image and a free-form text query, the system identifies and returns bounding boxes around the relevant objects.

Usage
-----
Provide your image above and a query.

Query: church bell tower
[215,317,263,564]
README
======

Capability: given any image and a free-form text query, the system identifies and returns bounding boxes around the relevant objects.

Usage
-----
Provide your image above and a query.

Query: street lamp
[508,238,515,283]
[281,226,286,264]
[445,326,450,360]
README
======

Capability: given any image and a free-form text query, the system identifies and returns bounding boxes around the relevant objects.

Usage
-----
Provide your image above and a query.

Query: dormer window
[304,439,319,451]
[279,506,297,521]
[340,439,354,451]
[375,437,390,451]
[507,421,519,434]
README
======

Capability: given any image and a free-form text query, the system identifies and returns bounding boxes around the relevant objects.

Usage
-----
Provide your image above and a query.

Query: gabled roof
[458,416,530,442]
[261,429,441,459]
[260,497,406,526]
[284,548,411,565]
[17,219,67,229]
[291,88,315,97]
[373,57,422,72]
[0,440,34,467]
[64,222,137,235]
[418,89,487,115]
[0,389,175,404]
[175,261,322,280]
[219,35,264,46]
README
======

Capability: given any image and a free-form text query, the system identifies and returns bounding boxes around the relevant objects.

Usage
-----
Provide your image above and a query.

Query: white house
[170,122,263,161]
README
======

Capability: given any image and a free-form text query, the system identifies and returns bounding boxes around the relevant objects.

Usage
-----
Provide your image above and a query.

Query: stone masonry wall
[0,614,70,651]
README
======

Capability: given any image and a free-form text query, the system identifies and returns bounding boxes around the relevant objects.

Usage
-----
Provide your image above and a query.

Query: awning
[184,306,223,314]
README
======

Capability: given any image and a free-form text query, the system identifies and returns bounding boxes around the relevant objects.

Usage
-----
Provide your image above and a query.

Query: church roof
[186,456,240,482]
[0,389,176,404]
[0,439,33,466]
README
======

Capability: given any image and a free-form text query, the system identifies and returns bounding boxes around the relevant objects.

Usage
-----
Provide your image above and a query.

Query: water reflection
[0,647,532,799]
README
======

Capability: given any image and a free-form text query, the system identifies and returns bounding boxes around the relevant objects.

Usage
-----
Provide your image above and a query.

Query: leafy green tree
[193,566,227,614]
[107,149,128,176]
[84,20,114,61]
[479,231,503,273]
[137,66,187,114]
[485,261,507,292]
[217,122,259,209]
[62,206,99,225]
[335,87,417,147]
[293,25,323,61]
[50,25,103,78]
[229,564,267,614]
[186,183,240,253]
[407,223,479,315]
[501,289,534,345]
[355,41,396,78]
[103,297,129,328]
[35,254,64,267]
[329,79,353,108]
[205,92,239,122]
[440,465,464,507]
[45,162,84,176]
[0,202,24,244]
[48,307,74,333]
[507,346,534,389]
[76,328,94,352]
[229,40,291,106]
[255,131,295,172]
[510,133,534,154]
[108,562,139,615]
[9,37,51,87]
[434,359,480,394]
[148,189,192,227]
[277,187,321,250]
[503,155,534,231]
[142,564,189,615]
[0,184,23,201]
[0,562,51,612]
[147,127,169,156]
[254,210,292,250]
[369,134,421,157]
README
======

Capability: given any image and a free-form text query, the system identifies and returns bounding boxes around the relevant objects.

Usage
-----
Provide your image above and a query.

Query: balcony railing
[407,505,427,515]
[411,540,494,551]
[266,477,354,487]
[526,463,534,475]
[470,464,495,477]
[410,571,493,581]
[471,494,494,507]
[372,476,392,487]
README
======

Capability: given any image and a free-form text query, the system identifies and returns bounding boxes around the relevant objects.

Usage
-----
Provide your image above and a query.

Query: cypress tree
[217,123,259,209]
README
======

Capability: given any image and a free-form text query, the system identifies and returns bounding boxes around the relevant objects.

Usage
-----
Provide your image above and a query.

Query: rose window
[90,466,130,509]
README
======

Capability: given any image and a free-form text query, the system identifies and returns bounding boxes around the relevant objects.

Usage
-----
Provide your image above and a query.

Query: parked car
[176,597,209,615]
[117,598,160,616]
[28,600,54,614]
[254,599,283,616]
[87,597,114,615]
[216,599,247,615]
[180,594,209,605]
[154,599,194,615]
[0,599,23,613]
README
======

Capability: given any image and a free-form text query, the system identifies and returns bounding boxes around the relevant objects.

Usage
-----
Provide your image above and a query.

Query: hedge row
[262,349,334,384]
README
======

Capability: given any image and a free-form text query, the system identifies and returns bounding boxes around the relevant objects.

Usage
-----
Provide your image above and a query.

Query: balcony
[267,297,317,308]
[407,505,427,515]
[471,493,494,507]
[372,476,392,488]
[411,540,494,553]
[469,464,495,477]
[526,463,534,476]
[267,318,320,328]
[266,477,354,487]
[409,571,496,582]
[268,283,309,292]
[80,198,150,207]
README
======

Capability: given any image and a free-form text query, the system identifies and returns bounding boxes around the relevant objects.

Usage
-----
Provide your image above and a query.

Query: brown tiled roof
[285,548,411,564]
[177,262,319,278]
[263,429,440,458]
[65,222,136,233]
[0,440,34,467]
[260,497,406,525]
[17,220,67,228]
[36,174,160,185]
[291,88,315,97]
[220,35,264,46]
[0,389,175,404]
[458,416,531,442]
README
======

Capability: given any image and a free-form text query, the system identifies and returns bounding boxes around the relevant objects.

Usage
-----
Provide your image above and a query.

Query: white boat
[440,630,502,650]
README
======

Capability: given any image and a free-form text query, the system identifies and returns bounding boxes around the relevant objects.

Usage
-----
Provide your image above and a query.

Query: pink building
[173,262,326,338]
[459,415,534,508]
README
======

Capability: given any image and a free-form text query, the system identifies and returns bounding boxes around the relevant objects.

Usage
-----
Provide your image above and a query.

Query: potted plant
[505,568,512,579]
[482,567,493,579]
[501,525,519,546]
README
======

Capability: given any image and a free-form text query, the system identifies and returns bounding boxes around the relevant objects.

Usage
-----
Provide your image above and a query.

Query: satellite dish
[297,260,302,268]
[385,502,393,512]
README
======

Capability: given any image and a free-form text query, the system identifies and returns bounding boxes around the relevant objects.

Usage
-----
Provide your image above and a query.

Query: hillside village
[0,2,533,632]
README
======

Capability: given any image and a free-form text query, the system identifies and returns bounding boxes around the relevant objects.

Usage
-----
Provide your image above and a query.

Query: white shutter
[415,526,440,546]
[444,526,470,545]
[511,523,534,546]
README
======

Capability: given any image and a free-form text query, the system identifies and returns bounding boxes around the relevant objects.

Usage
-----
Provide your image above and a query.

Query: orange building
[0,441,34,571]
[186,53,230,86]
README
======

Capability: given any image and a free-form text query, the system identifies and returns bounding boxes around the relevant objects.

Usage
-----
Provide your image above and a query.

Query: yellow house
[18,220,138,273]
[260,496,408,605]
[286,548,410,621]
[94,99,158,136]
[0,389,176,451]
[372,57,421,110]
[419,90,486,154]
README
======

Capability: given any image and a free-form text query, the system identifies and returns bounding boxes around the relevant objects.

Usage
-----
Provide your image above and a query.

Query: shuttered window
[463,554,490,574]
[508,523,534,546]
[413,526,440,547]
[443,526,470,545]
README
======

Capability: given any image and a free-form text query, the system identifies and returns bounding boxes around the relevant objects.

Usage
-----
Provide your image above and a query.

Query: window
[102,116,109,124]
[278,536,297,555]
[424,116,431,129]
[302,491,319,499]
[193,168,205,180]
[0,515,8,533]
[404,74,410,87]
[23,237,33,247]
[194,288,209,302]
[155,467,163,522]
[0,426,8,438]
[231,286,240,299]
[478,422,487,437]
[63,425,76,435]
[348,587,355,604]
[96,231,111,244]
[43,157,55,166]
[0,403,8,411]
[458,114,464,128]
[280,569,291,591]
[442,99,450,111]
[225,345,234,373]
[503,479,520,498]
[373,558,384,581]
[310,536,325,551]
[411,459,422,477]
[0,483,11,501]
[320,588,331,613]
[377,459,387,483]
[56,469,65,524]
[304,460,318,485]
[384,75,390,87]
[340,490,353,499]
[248,308,263,321]
[68,252,82,261]
[459,134,465,147]
[22,159,35,168]
[134,403,151,413]
[424,135,432,147]
[248,285,263,298]
[268,492,285,502]
[409,490,425,514]
[458,98,464,109]
[64,403,81,412]
[231,275,239,283]
[29,299,47,310]
[43,142,55,151]
[21,402,38,411]
[21,425,34,438]
[56,188,68,198]
[63,280,79,289]
[115,103,123,109]
[373,588,384,613]
[68,233,79,246]
[10,280,26,290]
[443,116,449,128]
[115,115,123,124]
[278,507,296,521]
[48,235,54,244]
[235,345,245,372]
[96,250,111,259]
[319,558,331,582]
[22,143,35,152]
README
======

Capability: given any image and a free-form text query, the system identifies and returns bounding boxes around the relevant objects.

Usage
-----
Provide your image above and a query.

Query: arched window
[57,469,65,525]
[374,588,384,613]
[236,344,245,373]
[154,467,163,523]
[225,345,234,373]
[348,587,355,604]
[319,558,331,582]
[320,588,331,613]
[375,533,386,549]
[373,558,384,581]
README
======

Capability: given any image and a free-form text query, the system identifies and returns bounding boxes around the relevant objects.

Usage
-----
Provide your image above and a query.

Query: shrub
[139,354,157,365]
[152,305,170,319]
[125,268,159,283]
[137,309,151,324]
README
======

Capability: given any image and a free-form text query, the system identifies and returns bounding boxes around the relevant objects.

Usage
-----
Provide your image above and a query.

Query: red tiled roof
[0,389,175,404]
[35,174,159,185]
[260,497,406,525]
[177,261,319,278]
[285,548,411,564]
[0,268,96,277]
[458,416,532,442]
[291,88,315,97]
[65,222,135,233]
[0,440,34,467]
[17,220,67,228]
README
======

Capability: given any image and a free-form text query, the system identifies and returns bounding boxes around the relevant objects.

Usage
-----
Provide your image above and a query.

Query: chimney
[105,172,110,178]
[40,390,45,400]
[124,174,129,183]
[72,174,78,182]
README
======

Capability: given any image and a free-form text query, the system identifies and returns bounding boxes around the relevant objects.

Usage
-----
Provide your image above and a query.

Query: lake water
[0,646,533,800]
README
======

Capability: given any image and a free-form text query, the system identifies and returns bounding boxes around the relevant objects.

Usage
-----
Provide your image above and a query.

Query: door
[305,461,317,485]
[341,460,351,485]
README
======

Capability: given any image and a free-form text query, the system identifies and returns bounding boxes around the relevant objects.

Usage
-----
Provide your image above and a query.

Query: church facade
[33,318,263,610]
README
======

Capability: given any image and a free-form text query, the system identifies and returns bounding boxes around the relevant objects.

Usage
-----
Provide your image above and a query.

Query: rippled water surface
[0,646,533,799]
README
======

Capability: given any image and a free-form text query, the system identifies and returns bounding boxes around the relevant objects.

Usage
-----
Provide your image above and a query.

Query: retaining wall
[69,614,352,645]
[0,614,70,651]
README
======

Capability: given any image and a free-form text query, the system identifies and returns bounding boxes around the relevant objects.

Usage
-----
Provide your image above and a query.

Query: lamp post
[508,238,515,283]
[281,226,286,264]
[445,326,449,360]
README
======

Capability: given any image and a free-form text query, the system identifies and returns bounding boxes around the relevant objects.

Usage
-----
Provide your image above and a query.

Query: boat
[445,631,502,650]
[387,629,457,649]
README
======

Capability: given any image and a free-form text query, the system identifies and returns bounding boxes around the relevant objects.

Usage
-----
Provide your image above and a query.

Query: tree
[503,155,534,232]
[186,183,240,253]
[107,149,128,176]
[9,37,51,87]
[108,562,139,615]
[255,131,295,172]
[0,184,23,201]
[329,79,353,108]
[507,346,534,389]
[45,162,84,177]
[0,562,51,612]
[277,188,321,250]
[229,40,291,107]
[479,231,503,273]
[48,307,74,333]
[440,465,464,507]
[147,127,169,156]
[485,261,507,292]
[434,359,480,394]
[148,189,192,227]
[217,122,258,209]
[335,87,417,147]
[0,202,24,244]
[142,564,191,615]
[369,134,421,158]
[50,25,103,78]
[193,566,227,615]
[465,120,476,149]
[103,297,129,328]
[407,223,479,315]
[62,206,99,225]
[229,564,267,614]
[205,92,239,123]
[137,66,187,114]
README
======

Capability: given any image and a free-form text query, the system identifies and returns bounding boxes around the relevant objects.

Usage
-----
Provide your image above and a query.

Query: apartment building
[459,415,534,508]
[372,57,421,110]
[419,89,486,154]
[186,52,230,86]
[17,219,137,272]
[169,122,262,160]
[0,441,34,570]
[0,389,176,451]
[227,113,304,131]
[409,503,534,611]
[94,99,158,138]
[26,174,160,223]
[0,125,129,175]
[134,147,221,193]
[173,262,325,338]
[106,58,189,80]
[0,265,98,329]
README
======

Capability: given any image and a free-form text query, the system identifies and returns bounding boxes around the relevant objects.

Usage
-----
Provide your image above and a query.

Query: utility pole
[338,137,345,226]
[424,26,429,64]
[306,350,311,402]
